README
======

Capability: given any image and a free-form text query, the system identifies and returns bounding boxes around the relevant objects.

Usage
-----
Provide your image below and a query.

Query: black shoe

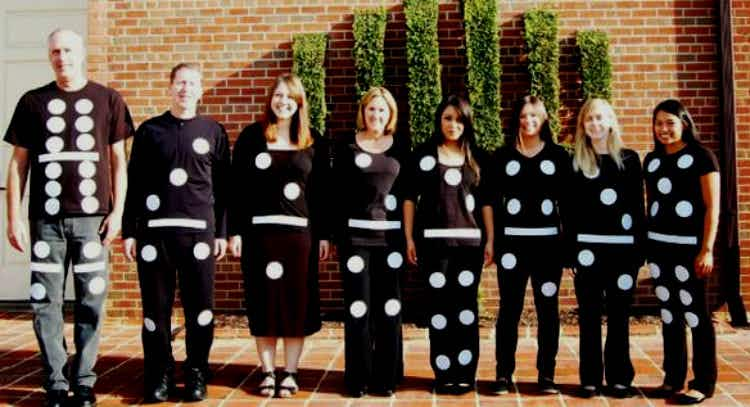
[453,382,475,395]
[674,389,708,405]
[577,385,600,398]
[538,377,559,394]
[45,390,68,407]
[71,386,96,407]
[144,373,174,403]
[434,381,454,394]
[652,383,679,399]
[609,384,635,398]
[184,368,207,402]
[491,377,512,395]
[347,387,366,398]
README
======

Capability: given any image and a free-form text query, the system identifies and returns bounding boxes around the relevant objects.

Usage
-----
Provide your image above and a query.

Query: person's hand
[483,242,494,267]
[214,238,228,261]
[229,235,242,258]
[124,238,137,261]
[694,248,714,278]
[319,240,330,261]
[563,267,576,277]
[406,239,417,265]
[99,211,122,247]
[7,217,28,252]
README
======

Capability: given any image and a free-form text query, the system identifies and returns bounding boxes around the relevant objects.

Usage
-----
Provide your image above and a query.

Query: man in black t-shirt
[4,29,133,407]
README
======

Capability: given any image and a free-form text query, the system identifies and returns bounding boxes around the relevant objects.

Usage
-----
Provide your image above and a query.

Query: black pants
[574,244,638,387]
[341,245,404,392]
[495,237,561,381]
[649,241,716,396]
[136,232,215,382]
[422,246,482,385]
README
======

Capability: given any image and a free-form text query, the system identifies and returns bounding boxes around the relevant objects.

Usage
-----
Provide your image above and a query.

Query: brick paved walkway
[1,312,750,406]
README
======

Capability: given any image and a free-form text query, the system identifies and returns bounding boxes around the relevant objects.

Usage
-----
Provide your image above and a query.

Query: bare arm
[482,205,494,266]
[100,140,127,246]
[694,171,720,278]
[6,146,29,252]
[403,200,417,265]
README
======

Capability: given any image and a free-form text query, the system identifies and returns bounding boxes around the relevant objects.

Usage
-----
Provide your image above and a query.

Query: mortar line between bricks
[304,339,344,406]
[215,339,254,407]
[716,336,750,406]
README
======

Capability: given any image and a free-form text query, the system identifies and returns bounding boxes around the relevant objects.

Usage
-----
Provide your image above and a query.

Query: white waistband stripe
[39,152,100,163]
[73,261,106,273]
[647,231,697,245]
[577,234,635,244]
[348,219,401,230]
[252,215,308,227]
[504,227,558,236]
[30,262,63,273]
[148,218,207,229]
[424,228,481,239]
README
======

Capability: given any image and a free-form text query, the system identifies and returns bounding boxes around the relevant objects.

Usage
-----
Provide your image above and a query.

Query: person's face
[364,96,391,134]
[653,110,684,146]
[519,103,544,138]
[440,105,465,143]
[270,81,298,120]
[584,103,613,144]
[48,31,85,81]
[169,68,203,111]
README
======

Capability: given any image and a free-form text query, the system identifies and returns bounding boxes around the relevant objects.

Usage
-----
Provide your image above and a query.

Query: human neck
[592,138,608,154]
[517,133,544,157]
[170,105,197,119]
[55,75,87,92]
[664,140,687,154]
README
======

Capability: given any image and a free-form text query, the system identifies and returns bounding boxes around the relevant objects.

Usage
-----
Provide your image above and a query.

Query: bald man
[4,28,133,407]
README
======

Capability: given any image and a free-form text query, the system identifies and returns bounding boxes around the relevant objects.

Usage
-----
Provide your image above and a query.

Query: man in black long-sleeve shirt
[121,63,230,403]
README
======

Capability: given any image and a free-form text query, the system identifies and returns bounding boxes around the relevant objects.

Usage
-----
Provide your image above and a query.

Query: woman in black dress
[644,99,719,405]
[403,95,493,394]
[332,87,406,397]
[228,74,329,398]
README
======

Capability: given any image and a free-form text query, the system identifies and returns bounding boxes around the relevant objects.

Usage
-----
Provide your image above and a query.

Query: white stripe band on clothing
[647,231,697,245]
[147,218,207,229]
[577,233,634,244]
[73,261,106,273]
[348,219,401,230]
[424,228,481,239]
[39,152,100,163]
[504,226,558,236]
[252,215,308,227]
[30,262,63,273]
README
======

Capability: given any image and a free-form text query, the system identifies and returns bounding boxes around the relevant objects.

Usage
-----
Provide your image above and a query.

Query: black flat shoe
[652,384,679,399]
[347,387,366,398]
[71,386,96,407]
[144,372,174,403]
[577,385,600,398]
[609,384,635,398]
[276,371,299,398]
[674,389,708,405]
[453,382,475,395]
[256,371,275,397]
[434,381,454,394]
[538,377,559,394]
[45,390,68,407]
[184,368,207,402]
[491,377,512,395]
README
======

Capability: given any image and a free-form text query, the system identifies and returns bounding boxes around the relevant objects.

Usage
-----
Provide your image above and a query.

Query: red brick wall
[85,0,746,320]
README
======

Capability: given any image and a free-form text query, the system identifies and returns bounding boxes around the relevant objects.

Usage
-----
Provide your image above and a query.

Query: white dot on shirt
[458,350,473,365]
[429,272,446,288]
[655,286,670,302]
[600,188,617,205]
[677,154,694,169]
[266,261,284,279]
[81,197,99,214]
[169,168,188,186]
[505,160,520,176]
[384,299,401,316]
[584,167,600,179]
[435,355,451,370]
[675,265,690,282]
[78,161,96,178]
[506,198,521,215]
[79,179,97,196]
[541,282,557,297]
[465,194,475,212]
[255,152,272,169]
[75,98,94,115]
[45,136,64,153]
[197,310,213,326]
[420,156,436,171]
[657,177,672,194]
[349,300,367,318]
[621,214,633,230]
[387,252,403,269]
[45,163,63,180]
[685,312,699,328]
[458,270,475,287]
[82,241,102,259]
[146,194,160,211]
[617,274,634,291]
[141,245,157,262]
[88,276,106,295]
[283,182,301,200]
[47,98,66,115]
[647,158,661,173]
[385,194,397,211]
[30,283,47,300]
[45,181,62,197]
[540,160,556,175]
[346,255,365,273]
[501,253,517,270]
[649,263,661,279]
[541,199,553,215]
[45,198,60,215]
[578,249,595,266]
[444,168,462,186]
[193,242,211,260]
[679,289,693,306]
[661,309,673,324]
[46,117,66,134]
[33,241,51,259]
[675,201,693,218]
[650,201,659,217]
[76,134,95,151]
[355,152,372,168]
[192,137,210,155]
[431,314,447,330]
[74,116,94,133]
[459,309,475,325]
[143,318,157,332]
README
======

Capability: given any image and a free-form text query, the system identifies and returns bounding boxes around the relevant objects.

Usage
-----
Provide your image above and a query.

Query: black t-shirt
[3,81,134,219]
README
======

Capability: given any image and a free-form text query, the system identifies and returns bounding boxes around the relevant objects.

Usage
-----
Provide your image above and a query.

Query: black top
[122,111,230,238]
[644,143,719,243]
[332,134,407,247]
[3,81,134,219]
[228,122,330,239]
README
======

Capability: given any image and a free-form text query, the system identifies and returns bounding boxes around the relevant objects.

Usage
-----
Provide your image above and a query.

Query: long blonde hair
[573,98,624,176]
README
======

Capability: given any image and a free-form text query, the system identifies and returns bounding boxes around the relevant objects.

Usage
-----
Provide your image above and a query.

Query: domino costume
[229,122,327,337]
[564,149,645,389]
[643,143,719,396]
[3,81,133,392]
[122,111,230,382]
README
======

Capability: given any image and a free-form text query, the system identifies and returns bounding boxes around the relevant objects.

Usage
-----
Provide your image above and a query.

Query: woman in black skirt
[332,87,406,397]
[403,95,494,394]
[228,74,330,398]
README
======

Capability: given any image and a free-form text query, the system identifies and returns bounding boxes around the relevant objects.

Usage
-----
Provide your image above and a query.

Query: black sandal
[257,371,275,397]
[276,371,299,398]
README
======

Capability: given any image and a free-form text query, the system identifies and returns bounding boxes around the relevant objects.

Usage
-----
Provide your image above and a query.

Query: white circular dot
[384,194,397,211]
[76,134,95,151]
[458,350,473,366]
[30,283,47,300]
[88,276,106,295]
[465,194,475,212]
[355,153,372,168]
[45,181,62,197]
[617,274,634,291]
[169,168,188,186]
[429,272,446,288]
[541,282,558,297]
[283,182,301,200]
[540,199,553,215]
[78,161,96,178]
[677,154,694,169]
[650,201,660,217]
[540,160,556,175]
[679,289,693,306]
[81,197,100,214]
[46,117,66,134]
[420,156,436,171]
[146,194,160,211]
[431,314,447,330]
[505,160,520,176]
[47,98,66,115]
[192,137,210,155]
[82,241,102,259]
[657,178,672,195]
[349,300,367,318]
[459,309,475,325]
[33,241,51,259]
[655,286,670,302]
[46,136,64,153]
[661,308,673,324]
[647,158,661,173]
[578,249,595,266]
[75,98,94,114]
[444,168,462,186]
[74,116,94,133]
[685,312,699,328]
[675,265,690,282]
[141,245,157,262]
[45,163,63,179]
[266,261,284,280]
[501,253,517,270]
[600,188,617,205]
[387,252,403,269]
[45,198,60,215]
[193,242,211,260]
[675,201,693,218]
[649,263,661,279]
[584,167,600,179]
[621,214,633,230]
[79,179,97,196]
[435,355,451,370]
[143,318,157,332]
[255,152,272,169]
[384,299,401,316]
[346,255,365,273]
[197,310,213,326]
[506,198,521,215]
[458,270,474,287]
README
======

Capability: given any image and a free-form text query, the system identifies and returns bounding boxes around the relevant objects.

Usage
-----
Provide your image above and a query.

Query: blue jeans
[29,216,107,392]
